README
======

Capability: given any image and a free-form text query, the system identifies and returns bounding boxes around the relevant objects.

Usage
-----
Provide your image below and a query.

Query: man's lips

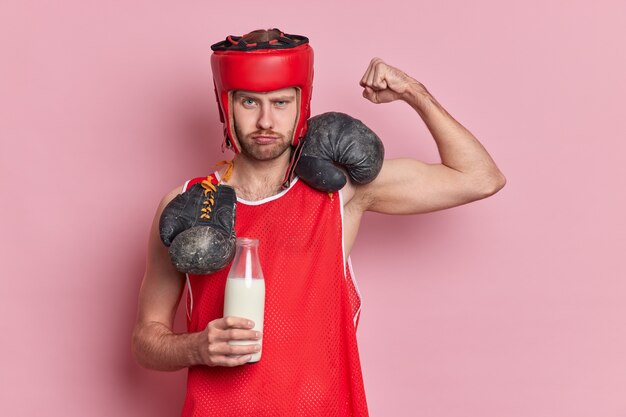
[252,135,281,144]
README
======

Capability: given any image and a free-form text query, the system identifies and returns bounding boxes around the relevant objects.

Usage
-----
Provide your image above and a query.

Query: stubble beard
[235,126,293,161]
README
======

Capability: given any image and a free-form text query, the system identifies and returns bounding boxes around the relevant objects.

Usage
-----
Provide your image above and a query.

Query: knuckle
[225,357,240,367]
[209,356,223,367]
[207,329,217,342]
[211,330,221,341]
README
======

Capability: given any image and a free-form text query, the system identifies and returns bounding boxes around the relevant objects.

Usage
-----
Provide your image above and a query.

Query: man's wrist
[184,331,205,367]
[402,82,430,107]
[403,83,442,119]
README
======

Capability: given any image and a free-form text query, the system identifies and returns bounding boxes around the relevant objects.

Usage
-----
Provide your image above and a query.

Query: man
[132,29,505,416]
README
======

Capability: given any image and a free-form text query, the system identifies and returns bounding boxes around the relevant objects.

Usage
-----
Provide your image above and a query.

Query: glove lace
[199,160,234,219]
[200,178,217,219]
[215,159,234,182]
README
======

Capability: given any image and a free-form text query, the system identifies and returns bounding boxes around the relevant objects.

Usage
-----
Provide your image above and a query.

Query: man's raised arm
[351,58,506,215]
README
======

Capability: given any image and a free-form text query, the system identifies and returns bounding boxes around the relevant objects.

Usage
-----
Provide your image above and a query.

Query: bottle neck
[229,237,263,279]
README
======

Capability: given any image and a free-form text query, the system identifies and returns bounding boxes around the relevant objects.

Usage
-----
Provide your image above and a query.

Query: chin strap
[281,141,305,189]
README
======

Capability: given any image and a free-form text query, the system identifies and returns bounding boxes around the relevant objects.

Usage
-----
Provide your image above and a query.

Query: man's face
[232,88,298,161]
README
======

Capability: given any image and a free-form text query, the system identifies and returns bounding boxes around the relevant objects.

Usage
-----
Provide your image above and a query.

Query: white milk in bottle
[223,237,265,363]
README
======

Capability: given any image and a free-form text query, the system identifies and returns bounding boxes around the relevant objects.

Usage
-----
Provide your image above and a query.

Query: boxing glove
[295,112,385,192]
[159,180,236,275]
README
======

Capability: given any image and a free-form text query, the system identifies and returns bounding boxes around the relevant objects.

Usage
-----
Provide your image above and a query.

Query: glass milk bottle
[223,237,265,363]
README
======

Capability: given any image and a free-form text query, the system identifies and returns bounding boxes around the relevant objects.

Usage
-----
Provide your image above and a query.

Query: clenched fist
[359,58,424,104]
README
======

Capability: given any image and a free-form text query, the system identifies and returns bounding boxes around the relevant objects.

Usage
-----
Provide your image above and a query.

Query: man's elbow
[469,170,506,200]
[131,326,151,369]
[482,170,506,197]
[131,324,164,371]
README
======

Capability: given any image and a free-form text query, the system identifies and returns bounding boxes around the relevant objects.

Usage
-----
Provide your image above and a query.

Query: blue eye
[243,99,255,106]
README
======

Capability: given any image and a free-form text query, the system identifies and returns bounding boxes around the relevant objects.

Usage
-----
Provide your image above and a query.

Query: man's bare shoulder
[157,184,185,215]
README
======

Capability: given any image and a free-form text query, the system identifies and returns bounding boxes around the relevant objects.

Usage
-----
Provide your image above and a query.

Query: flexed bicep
[355,159,490,215]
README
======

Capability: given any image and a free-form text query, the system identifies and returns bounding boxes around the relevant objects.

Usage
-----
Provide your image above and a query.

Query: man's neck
[223,152,291,201]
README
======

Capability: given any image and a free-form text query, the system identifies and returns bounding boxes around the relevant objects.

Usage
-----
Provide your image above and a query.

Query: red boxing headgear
[210,31,314,153]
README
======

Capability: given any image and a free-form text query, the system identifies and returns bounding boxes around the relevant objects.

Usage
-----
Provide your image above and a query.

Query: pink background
[1,0,625,416]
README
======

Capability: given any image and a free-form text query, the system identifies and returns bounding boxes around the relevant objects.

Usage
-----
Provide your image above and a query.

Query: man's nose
[256,105,274,130]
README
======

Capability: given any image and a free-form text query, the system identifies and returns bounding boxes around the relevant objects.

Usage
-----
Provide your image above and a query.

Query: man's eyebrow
[233,92,254,99]
[233,92,295,101]
[272,95,295,101]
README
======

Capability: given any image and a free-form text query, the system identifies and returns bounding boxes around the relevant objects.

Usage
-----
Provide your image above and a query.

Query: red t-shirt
[180,174,368,416]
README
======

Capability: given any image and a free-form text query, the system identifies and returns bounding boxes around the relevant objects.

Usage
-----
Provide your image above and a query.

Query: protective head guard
[210,30,314,154]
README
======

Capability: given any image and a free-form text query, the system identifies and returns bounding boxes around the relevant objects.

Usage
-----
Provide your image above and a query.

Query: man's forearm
[132,321,203,371]
[404,83,505,190]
